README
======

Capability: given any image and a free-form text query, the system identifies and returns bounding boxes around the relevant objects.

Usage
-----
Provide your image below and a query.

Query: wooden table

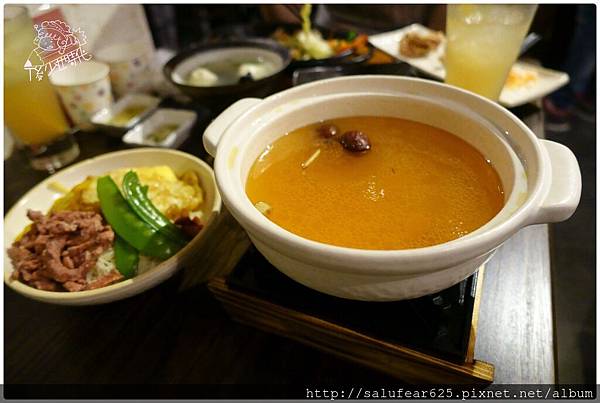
[4,98,553,389]
[475,104,554,384]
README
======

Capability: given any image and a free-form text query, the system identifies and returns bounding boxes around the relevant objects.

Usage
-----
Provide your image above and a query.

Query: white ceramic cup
[95,42,153,98]
[50,60,113,128]
[203,75,582,301]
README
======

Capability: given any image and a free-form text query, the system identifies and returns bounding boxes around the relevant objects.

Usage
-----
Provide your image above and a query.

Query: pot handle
[203,98,262,157]
[529,139,582,225]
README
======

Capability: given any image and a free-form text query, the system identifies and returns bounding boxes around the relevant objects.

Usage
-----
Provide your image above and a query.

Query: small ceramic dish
[4,148,221,305]
[123,108,197,148]
[91,93,160,137]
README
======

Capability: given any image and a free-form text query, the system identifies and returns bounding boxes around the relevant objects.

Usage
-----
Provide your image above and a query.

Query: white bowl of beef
[4,149,221,305]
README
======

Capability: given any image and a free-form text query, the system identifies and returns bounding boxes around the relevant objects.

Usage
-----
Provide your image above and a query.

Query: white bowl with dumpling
[4,148,221,305]
[164,39,291,106]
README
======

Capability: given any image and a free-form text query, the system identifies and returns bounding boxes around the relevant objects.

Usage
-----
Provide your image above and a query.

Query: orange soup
[246,116,504,250]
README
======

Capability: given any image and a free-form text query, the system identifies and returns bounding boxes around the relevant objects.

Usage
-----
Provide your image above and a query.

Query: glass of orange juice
[444,4,537,101]
[4,5,79,171]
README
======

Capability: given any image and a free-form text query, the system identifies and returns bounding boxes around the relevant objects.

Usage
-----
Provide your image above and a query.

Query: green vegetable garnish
[121,171,188,245]
[97,175,181,260]
[301,4,312,33]
[347,31,357,41]
[114,235,139,279]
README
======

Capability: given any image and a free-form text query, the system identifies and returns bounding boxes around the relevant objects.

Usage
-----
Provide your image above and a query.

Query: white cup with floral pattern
[95,41,153,98]
[49,60,113,129]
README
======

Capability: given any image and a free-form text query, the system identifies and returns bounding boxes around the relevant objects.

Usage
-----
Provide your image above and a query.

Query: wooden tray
[208,248,494,384]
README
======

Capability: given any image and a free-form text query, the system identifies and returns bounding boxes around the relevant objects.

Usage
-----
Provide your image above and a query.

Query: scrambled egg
[505,66,539,89]
[51,166,203,221]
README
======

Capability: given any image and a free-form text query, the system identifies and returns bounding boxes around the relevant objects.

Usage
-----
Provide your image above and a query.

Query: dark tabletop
[4,71,553,391]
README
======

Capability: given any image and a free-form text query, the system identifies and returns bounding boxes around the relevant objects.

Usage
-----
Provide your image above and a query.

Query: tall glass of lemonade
[445,4,537,101]
[4,5,79,171]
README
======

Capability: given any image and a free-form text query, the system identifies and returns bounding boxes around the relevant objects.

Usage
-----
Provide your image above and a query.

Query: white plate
[4,149,222,305]
[369,24,570,107]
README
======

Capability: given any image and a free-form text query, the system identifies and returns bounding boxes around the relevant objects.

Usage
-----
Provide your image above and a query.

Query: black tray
[226,246,479,362]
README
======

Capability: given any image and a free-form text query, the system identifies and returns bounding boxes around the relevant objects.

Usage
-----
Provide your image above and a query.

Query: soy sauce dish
[204,75,581,301]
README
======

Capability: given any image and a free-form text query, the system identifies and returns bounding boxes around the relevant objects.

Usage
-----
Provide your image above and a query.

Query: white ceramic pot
[203,76,581,301]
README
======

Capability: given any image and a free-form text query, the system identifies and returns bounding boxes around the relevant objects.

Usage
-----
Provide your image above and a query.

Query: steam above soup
[246,116,505,250]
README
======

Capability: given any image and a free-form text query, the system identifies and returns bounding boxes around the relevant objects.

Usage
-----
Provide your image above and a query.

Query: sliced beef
[86,271,123,290]
[63,280,87,292]
[32,278,60,291]
[8,210,116,292]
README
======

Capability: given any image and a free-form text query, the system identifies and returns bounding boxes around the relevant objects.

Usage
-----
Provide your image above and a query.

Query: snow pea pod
[121,171,188,245]
[114,235,138,279]
[97,175,181,260]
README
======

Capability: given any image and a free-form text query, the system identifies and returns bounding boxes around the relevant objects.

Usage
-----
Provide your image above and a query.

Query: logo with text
[24,20,91,82]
